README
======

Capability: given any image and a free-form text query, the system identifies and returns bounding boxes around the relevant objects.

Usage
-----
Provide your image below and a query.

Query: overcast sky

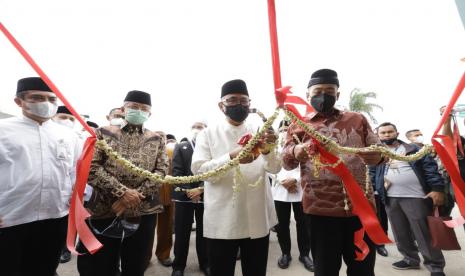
[1,0,465,141]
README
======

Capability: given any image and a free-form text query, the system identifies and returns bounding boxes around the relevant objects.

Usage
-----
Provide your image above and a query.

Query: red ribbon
[354,227,370,261]
[432,71,465,222]
[267,0,282,94]
[0,22,102,254]
[316,144,392,256]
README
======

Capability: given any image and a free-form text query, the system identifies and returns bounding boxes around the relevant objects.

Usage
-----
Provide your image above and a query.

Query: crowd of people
[0,69,463,276]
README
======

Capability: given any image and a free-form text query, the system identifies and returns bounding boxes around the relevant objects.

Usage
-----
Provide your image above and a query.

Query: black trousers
[77,214,157,276]
[274,200,310,256]
[0,216,68,276]
[172,202,207,271]
[306,214,376,276]
[374,195,389,247]
[206,235,269,276]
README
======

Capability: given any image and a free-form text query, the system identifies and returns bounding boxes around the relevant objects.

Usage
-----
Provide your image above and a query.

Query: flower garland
[283,109,434,162]
[94,107,435,188]
[95,108,281,185]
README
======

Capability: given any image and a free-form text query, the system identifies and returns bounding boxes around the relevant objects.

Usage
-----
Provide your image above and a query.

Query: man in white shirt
[270,120,313,272]
[0,77,81,276]
[191,79,281,276]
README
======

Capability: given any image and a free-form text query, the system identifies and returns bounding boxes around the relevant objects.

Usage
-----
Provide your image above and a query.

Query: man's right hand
[230,147,256,164]
[281,178,298,193]
[112,200,127,216]
[121,189,145,208]
[293,144,310,163]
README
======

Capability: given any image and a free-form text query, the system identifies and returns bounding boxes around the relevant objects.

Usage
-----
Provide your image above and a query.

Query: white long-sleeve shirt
[191,119,281,239]
[269,166,302,202]
[0,115,81,228]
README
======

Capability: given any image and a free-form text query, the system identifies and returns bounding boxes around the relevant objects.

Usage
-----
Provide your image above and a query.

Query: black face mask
[224,104,249,123]
[381,138,397,145]
[310,93,336,113]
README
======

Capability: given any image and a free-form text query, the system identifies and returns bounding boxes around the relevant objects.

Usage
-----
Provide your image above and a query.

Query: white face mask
[24,101,58,119]
[110,118,125,126]
[55,119,75,129]
[415,135,424,144]
[191,128,201,140]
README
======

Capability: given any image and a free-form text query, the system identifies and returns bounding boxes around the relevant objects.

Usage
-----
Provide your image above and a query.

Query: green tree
[348,88,383,124]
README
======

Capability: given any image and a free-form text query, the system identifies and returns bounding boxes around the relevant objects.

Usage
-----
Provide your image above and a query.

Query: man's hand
[260,129,278,155]
[426,191,445,206]
[230,147,256,164]
[263,129,277,144]
[281,178,298,193]
[121,189,145,209]
[293,144,310,163]
[187,188,203,203]
[357,151,382,165]
[111,199,127,216]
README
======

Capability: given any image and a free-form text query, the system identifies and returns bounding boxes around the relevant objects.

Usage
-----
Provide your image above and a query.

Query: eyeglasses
[221,97,251,106]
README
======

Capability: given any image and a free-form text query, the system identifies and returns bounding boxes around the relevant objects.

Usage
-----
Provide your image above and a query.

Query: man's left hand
[187,188,203,203]
[426,191,445,206]
[357,151,382,165]
[260,129,277,155]
[263,129,277,144]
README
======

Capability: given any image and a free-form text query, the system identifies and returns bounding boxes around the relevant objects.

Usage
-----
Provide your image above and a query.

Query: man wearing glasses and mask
[192,79,280,276]
[77,90,168,276]
[0,77,81,276]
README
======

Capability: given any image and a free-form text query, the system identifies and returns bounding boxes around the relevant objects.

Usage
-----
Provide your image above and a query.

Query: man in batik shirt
[77,90,168,276]
[283,69,383,276]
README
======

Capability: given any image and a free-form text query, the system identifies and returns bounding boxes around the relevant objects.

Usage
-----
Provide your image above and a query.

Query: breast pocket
[56,139,73,178]
[56,139,72,161]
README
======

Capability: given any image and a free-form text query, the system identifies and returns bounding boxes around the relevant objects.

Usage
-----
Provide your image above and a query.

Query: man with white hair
[77,90,168,276]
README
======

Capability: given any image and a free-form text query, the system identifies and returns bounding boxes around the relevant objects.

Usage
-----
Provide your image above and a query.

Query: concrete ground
[58,208,465,276]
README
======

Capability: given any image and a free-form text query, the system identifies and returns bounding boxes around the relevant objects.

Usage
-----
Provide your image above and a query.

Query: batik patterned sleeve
[361,114,380,146]
[282,123,302,170]
[87,129,129,198]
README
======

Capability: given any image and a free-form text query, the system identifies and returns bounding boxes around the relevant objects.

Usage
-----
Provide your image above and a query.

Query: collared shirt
[269,166,302,203]
[86,124,169,218]
[283,109,379,217]
[0,116,81,228]
[191,119,281,239]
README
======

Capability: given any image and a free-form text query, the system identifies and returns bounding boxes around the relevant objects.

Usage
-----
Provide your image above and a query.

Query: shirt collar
[120,120,145,134]
[21,114,52,126]
[306,108,343,121]
[223,117,247,130]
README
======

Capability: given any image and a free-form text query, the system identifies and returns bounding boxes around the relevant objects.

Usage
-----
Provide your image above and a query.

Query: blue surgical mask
[125,108,149,125]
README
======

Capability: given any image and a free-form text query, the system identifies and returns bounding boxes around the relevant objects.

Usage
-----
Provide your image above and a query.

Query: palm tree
[348,88,383,124]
